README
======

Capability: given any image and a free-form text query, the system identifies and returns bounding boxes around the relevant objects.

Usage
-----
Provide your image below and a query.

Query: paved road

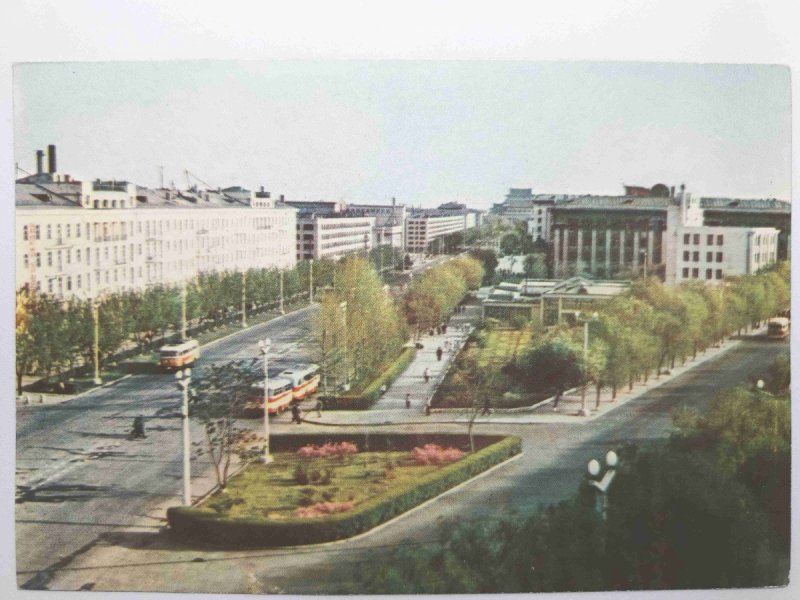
[15,305,318,589]
[39,335,788,594]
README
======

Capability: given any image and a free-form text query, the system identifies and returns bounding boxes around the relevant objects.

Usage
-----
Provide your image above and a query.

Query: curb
[17,373,134,408]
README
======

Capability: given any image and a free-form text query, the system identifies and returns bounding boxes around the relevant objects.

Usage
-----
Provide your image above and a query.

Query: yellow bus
[278,364,321,400]
[767,317,790,339]
[159,339,200,370]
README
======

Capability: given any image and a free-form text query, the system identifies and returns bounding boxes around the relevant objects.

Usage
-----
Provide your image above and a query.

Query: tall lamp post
[180,282,188,342]
[175,367,192,506]
[308,259,314,304]
[587,450,618,521]
[258,338,273,464]
[279,270,285,315]
[92,297,102,385]
[241,270,248,328]
[577,311,599,416]
[640,248,648,279]
[340,301,349,390]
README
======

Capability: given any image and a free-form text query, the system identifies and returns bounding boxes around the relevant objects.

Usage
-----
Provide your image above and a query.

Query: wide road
[36,335,789,594]
[15,305,318,589]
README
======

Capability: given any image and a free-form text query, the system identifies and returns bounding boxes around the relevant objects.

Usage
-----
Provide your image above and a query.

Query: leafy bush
[293,464,309,485]
[412,444,465,465]
[297,488,316,506]
[324,347,416,410]
[296,441,359,458]
[207,496,245,514]
[167,435,522,547]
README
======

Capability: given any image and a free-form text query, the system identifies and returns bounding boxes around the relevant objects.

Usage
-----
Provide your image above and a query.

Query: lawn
[433,327,539,409]
[198,448,454,520]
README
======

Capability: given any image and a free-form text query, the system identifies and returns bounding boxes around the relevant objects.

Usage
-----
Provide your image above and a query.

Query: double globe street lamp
[175,367,192,506]
[258,338,273,464]
[587,450,618,521]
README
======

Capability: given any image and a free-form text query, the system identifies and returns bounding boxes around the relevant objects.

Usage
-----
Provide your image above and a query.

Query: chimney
[280,194,285,201]
[47,144,57,173]
[36,150,44,174]
[260,186,265,192]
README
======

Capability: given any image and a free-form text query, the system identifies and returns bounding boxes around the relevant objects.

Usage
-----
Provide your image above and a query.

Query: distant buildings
[492,183,789,285]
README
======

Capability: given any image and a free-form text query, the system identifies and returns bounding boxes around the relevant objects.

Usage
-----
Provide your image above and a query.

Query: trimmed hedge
[323,346,417,410]
[167,435,521,547]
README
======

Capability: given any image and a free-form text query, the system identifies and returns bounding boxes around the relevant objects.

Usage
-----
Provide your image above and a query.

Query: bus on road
[767,317,790,339]
[243,377,295,416]
[277,364,321,400]
[159,339,200,370]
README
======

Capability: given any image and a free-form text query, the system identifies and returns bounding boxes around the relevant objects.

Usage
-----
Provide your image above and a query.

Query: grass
[474,328,534,368]
[199,451,443,520]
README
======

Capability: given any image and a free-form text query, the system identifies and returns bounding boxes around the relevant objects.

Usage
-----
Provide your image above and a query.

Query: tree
[189,359,264,488]
[469,249,498,284]
[523,253,547,279]
[516,333,584,406]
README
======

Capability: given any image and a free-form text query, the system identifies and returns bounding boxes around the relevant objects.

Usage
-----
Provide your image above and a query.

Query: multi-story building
[16,146,297,299]
[295,214,375,261]
[404,210,469,254]
[348,200,407,249]
[549,184,781,284]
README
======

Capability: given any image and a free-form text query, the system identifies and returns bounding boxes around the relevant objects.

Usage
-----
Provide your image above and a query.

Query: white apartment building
[16,163,296,299]
[405,212,468,253]
[664,193,779,284]
[296,214,375,260]
[347,201,407,249]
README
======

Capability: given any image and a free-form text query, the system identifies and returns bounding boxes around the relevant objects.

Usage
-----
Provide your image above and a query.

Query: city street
[26,334,787,593]
[15,305,317,589]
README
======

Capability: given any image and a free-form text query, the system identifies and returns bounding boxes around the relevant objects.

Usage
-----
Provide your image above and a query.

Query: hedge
[322,346,417,410]
[167,435,521,547]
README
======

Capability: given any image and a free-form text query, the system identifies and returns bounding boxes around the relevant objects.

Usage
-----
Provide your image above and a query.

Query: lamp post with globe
[587,450,618,521]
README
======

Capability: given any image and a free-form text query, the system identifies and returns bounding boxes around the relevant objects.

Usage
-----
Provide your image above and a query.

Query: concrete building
[348,200,407,249]
[16,146,297,299]
[405,210,469,254]
[295,214,375,260]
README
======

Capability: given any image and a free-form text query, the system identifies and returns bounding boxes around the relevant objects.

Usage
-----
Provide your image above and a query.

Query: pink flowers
[295,501,355,518]
[411,444,465,465]
[296,441,359,459]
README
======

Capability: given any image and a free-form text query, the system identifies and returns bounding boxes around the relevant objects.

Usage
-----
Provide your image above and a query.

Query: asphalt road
[15,305,318,589]
[30,334,789,594]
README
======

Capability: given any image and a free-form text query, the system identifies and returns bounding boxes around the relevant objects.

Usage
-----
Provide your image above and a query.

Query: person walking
[436,347,443,361]
[405,393,411,409]
[291,404,302,424]
[423,368,430,384]
[314,398,324,418]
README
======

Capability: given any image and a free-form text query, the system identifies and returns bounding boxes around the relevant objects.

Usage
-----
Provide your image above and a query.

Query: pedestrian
[423,368,430,384]
[291,404,302,424]
[424,402,431,416]
[436,347,443,361]
[405,393,411,409]
[314,398,323,418]
[442,324,447,334]
[131,416,146,439]
[380,384,388,396]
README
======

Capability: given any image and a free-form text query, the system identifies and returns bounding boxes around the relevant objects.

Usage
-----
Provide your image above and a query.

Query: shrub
[296,501,355,519]
[412,444,466,466]
[320,467,334,485]
[297,488,316,507]
[207,496,245,514]
[296,441,359,459]
[293,464,309,485]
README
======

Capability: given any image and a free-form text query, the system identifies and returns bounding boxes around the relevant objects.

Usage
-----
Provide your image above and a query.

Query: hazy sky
[13,61,791,208]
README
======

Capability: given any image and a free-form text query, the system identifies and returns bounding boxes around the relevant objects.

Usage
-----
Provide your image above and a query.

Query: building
[491,188,577,241]
[700,197,791,260]
[549,185,782,284]
[16,146,297,299]
[295,213,375,260]
[404,210,469,254]
[348,199,407,249]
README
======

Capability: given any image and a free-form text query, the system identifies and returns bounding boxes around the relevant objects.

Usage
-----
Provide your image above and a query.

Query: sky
[13,60,791,209]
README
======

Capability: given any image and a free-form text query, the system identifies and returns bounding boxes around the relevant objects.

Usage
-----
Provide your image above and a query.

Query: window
[66,224,71,238]
[23,254,29,268]
[35,225,41,239]
[682,267,689,278]
[48,280,53,293]
[716,269,723,280]
[23,226,28,241]
[693,234,700,245]
[717,234,724,245]
[692,268,699,279]
[707,234,714,245]
[77,274,82,288]
[706,252,713,262]
[692,251,699,262]
[706,269,712,280]
[36,253,41,267]
[47,252,52,267]
[76,223,81,238]
[716,252,723,263]
[76,249,81,263]
[66,276,72,291]
[47,225,52,239]
[66,250,71,264]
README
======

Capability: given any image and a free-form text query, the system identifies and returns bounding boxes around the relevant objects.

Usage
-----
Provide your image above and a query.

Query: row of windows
[682,268,724,280]
[684,233,724,246]
[683,251,724,263]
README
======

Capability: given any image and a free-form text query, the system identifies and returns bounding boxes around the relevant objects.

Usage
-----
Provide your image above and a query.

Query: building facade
[405,211,469,253]
[296,214,375,260]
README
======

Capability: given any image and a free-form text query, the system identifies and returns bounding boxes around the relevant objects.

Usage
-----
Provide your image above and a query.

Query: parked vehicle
[243,377,295,416]
[159,339,200,370]
[767,317,790,339]
[277,363,321,400]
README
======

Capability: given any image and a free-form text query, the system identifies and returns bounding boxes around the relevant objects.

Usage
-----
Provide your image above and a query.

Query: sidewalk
[296,327,765,427]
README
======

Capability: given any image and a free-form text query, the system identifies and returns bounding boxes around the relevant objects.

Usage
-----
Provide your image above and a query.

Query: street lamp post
[92,298,102,385]
[587,450,618,521]
[241,270,248,328]
[577,311,599,416]
[180,282,188,342]
[279,270,285,315]
[308,259,314,304]
[258,338,273,464]
[340,301,349,389]
[175,367,192,506]
[640,248,648,279]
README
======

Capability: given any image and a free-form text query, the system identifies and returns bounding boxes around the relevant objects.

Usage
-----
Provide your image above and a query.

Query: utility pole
[259,339,273,464]
[309,259,314,304]
[175,368,192,505]
[180,282,188,342]
[279,270,285,314]
[92,298,102,385]
[241,270,248,328]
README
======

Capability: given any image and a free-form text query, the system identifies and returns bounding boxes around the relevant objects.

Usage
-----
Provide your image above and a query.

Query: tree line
[15,259,340,394]
[510,262,790,404]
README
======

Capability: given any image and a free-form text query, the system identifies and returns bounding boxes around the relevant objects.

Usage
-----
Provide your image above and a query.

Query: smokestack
[47,144,57,173]
[36,150,44,174]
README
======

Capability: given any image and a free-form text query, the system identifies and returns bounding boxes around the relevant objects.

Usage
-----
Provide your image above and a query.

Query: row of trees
[511,262,790,403]
[15,259,343,394]
[344,356,791,593]
[402,256,484,339]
